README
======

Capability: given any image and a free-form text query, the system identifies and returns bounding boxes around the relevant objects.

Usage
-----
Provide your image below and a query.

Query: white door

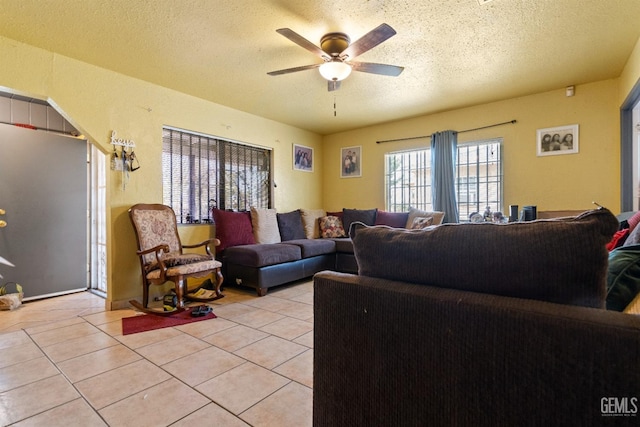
[0,124,88,299]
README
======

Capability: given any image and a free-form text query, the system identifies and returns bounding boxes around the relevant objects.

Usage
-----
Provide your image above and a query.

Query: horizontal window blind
[162,128,271,223]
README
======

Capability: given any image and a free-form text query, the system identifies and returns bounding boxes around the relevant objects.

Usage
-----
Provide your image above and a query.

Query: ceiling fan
[267,23,404,91]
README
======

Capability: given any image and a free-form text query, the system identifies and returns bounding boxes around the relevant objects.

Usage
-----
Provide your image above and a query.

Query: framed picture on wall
[293,144,313,172]
[341,146,362,178]
[536,124,579,156]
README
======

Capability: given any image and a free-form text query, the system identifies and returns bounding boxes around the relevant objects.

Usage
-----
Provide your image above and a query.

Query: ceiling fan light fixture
[319,61,352,81]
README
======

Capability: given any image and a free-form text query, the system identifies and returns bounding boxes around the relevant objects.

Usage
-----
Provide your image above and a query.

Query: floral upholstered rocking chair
[129,203,224,315]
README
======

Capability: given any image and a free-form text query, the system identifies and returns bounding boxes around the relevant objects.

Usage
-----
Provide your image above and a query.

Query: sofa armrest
[313,271,640,426]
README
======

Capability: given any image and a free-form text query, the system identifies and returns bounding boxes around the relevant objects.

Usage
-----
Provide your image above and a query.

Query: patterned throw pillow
[410,216,434,229]
[405,207,445,227]
[319,215,346,238]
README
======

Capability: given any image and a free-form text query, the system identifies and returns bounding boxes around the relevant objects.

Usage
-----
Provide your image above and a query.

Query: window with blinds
[162,127,272,224]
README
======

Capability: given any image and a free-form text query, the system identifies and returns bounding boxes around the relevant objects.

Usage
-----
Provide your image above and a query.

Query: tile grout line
[14,323,112,426]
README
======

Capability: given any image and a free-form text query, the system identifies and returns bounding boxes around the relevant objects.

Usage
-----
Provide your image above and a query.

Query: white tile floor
[0,281,314,426]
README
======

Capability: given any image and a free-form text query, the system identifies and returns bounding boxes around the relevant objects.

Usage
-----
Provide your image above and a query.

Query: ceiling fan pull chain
[334,96,337,117]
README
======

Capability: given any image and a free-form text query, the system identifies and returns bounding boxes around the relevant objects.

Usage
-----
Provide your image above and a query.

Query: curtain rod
[375,119,517,144]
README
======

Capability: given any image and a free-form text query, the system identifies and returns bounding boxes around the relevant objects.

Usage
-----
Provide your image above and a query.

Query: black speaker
[509,205,519,222]
[521,205,537,221]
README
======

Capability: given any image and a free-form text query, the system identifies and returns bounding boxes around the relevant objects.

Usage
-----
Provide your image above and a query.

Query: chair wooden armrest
[183,238,221,256]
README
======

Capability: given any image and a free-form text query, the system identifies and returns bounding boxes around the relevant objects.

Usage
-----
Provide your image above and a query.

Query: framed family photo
[293,144,313,172]
[341,146,362,178]
[536,124,579,156]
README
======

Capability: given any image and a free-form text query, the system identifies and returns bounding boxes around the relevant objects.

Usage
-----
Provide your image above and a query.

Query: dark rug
[122,307,216,335]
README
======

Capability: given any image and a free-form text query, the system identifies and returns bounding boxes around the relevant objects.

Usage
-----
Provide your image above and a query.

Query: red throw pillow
[607,228,630,251]
[212,209,255,252]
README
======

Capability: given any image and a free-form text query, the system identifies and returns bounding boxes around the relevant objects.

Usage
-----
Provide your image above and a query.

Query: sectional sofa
[212,206,444,296]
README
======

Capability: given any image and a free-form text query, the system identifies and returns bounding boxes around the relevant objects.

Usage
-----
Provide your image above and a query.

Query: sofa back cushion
[352,208,619,308]
[276,210,306,241]
[342,208,377,234]
[374,211,409,228]
[212,209,256,252]
[250,207,282,244]
[300,208,326,239]
[406,207,445,227]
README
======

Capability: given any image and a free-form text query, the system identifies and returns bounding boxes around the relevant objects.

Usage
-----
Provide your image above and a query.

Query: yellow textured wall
[0,35,323,308]
[2,32,639,308]
[619,36,640,104]
[322,79,621,215]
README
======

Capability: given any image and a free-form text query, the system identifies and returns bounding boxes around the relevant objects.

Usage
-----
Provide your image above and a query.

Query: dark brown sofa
[313,209,640,426]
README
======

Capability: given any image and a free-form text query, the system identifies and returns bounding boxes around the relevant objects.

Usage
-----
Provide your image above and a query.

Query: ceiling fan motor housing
[320,32,350,57]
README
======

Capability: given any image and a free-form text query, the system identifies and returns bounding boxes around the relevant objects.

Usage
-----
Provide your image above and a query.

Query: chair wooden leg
[143,283,150,308]
[174,278,187,309]
[214,268,224,297]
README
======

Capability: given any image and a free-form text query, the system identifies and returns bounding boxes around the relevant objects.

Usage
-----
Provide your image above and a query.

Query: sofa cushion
[277,210,306,241]
[374,211,410,228]
[251,207,281,244]
[406,207,445,227]
[224,243,301,268]
[342,208,377,234]
[319,216,346,238]
[623,223,640,246]
[280,239,336,258]
[300,208,326,239]
[329,238,354,254]
[606,244,640,311]
[352,208,619,308]
[212,209,255,252]
[627,210,640,232]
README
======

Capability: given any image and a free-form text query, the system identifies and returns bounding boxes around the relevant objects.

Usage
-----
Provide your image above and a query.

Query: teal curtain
[431,130,459,223]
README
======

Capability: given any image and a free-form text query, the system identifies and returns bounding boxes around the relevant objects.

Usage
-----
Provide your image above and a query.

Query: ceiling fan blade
[349,61,404,76]
[339,23,397,60]
[328,80,342,92]
[276,28,331,60]
[267,63,321,76]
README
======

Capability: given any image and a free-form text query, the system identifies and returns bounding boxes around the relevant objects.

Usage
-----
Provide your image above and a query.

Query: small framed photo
[341,146,362,178]
[537,124,579,156]
[293,144,313,172]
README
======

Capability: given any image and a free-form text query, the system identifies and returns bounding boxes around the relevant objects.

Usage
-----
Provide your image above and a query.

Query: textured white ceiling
[0,0,639,135]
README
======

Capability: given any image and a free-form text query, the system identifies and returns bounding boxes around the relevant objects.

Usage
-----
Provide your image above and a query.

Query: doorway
[621,80,640,211]
[0,123,88,299]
